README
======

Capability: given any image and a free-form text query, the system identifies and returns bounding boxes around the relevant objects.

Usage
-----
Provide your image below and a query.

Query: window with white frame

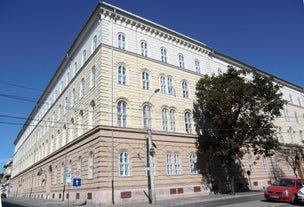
[170,109,176,132]
[143,104,151,130]
[190,153,198,174]
[80,78,85,98]
[185,112,192,134]
[262,155,268,172]
[295,111,299,123]
[89,152,94,179]
[160,76,166,93]
[284,109,290,122]
[90,101,96,127]
[218,68,223,76]
[140,41,148,57]
[168,77,174,95]
[195,59,201,73]
[117,101,127,127]
[73,62,77,76]
[64,97,68,115]
[79,110,84,135]
[71,88,76,107]
[92,35,97,52]
[119,152,129,176]
[160,47,167,63]
[118,65,126,85]
[182,81,189,98]
[178,54,185,68]
[118,33,126,50]
[248,155,254,173]
[91,66,96,88]
[142,71,149,90]
[82,49,87,66]
[166,153,173,175]
[288,127,295,144]
[174,153,182,175]
[162,108,168,131]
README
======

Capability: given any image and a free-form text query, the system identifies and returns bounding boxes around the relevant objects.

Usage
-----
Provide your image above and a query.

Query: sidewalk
[3,191,264,207]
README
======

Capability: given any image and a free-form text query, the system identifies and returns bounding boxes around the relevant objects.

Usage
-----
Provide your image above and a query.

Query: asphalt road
[173,194,299,207]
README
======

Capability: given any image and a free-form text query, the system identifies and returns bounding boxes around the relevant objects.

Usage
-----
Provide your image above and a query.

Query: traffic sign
[74,170,80,178]
[73,178,81,187]
[66,172,72,184]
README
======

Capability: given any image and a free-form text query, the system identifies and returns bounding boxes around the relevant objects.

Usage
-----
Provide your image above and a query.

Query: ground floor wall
[10,125,303,205]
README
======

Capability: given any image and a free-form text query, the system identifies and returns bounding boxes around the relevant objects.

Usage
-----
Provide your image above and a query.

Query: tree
[194,66,286,194]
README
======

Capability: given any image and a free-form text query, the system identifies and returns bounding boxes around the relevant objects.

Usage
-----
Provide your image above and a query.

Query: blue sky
[0,0,303,169]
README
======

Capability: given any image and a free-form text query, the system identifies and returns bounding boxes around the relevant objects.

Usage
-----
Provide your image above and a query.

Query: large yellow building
[11,2,304,205]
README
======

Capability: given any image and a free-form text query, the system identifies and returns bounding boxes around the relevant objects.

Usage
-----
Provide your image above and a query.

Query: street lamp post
[147,89,159,205]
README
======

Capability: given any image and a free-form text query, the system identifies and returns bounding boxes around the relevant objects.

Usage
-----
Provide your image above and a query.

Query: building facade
[10,2,304,205]
[1,160,13,197]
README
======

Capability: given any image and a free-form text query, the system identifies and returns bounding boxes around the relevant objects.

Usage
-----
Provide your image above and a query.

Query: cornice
[99,2,211,56]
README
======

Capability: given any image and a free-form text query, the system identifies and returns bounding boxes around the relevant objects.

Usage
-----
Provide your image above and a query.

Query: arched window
[143,104,151,130]
[162,108,168,131]
[80,78,85,98]
[82,49,87,65]
[190,154,198,174]
[71,88,76,107]
[89,152,94,179]
[160,76,166,94]
[184,112,192,134]
[167,77,174,95]
[117,101,127,127]
[90,101,96,128]
[248,155,255,173]
[91,66,96,88]
[170,109,176,132]
[78,156,82,178]
[195,59,201,73]
[160,47,167,63]
[118,33,126,49]
[142,71,149,90]
[141,41,148,57]
[118,65,126,85]
[182,81,189,98]
[178,54,185,68]
[92,35,97,52]
[78,110,84,135]
[174,153,182,175]
[119,152,129,176]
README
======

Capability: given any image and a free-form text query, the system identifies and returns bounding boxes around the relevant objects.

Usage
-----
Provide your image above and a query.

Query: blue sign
[73,178,81,187]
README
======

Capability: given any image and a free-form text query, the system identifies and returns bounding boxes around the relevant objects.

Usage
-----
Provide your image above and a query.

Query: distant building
[1,160,13,197]
[10,2,304,205]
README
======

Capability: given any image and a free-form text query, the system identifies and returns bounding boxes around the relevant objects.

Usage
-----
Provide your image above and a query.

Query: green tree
[194,66,286,194]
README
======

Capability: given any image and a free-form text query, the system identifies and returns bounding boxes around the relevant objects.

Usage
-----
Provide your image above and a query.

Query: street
[2,193,304,207]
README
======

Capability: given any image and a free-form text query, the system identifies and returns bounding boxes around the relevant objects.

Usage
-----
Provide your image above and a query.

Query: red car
[264,177,304,204]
